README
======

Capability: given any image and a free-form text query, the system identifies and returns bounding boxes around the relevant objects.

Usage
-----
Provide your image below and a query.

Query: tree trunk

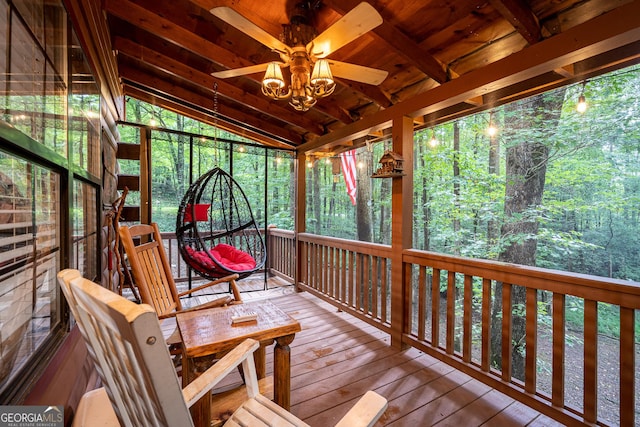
[453,122,461,255]
[356,148,373,242]
[490,90,566,380]
[311,161,321,234]
[487,114,500,246]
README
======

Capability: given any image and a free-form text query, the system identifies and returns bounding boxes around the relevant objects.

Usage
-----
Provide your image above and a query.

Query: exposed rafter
[490,0,542,45]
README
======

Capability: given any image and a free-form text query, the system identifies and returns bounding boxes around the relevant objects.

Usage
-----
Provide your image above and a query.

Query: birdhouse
[372,150,405,178]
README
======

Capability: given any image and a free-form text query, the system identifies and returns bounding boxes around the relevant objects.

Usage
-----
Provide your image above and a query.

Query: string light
[487,111,497,137]
[429,128,438,147]
[577,81,588,113]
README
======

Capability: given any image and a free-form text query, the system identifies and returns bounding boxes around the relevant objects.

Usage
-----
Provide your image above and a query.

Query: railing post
[390,115,413,349]
[294,151,306,291]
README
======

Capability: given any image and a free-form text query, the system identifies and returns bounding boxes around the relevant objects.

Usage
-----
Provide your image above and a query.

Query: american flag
[340,150,357,205]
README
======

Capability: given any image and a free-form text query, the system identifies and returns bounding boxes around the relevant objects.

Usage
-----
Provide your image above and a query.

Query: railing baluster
[418,266,427,341]
[328,246,335,299]
[363,254,370,314]
[381,257,388,324]
[432,268,441,348]
[552,293,565,407]
[481,278,492,372]
[583,299,598,424]
[619,306,636,427]
[371,256,379,320]
[463,274,472,363]
[525,287,537,394]
[446,271,456,354]
[354,252,364,311]
[501,283,512,382]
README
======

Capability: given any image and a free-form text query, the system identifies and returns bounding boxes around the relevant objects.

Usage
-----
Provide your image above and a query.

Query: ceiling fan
[210,1,388,111]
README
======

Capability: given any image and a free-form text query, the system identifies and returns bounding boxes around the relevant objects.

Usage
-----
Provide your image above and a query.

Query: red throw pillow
[184,203,210,222]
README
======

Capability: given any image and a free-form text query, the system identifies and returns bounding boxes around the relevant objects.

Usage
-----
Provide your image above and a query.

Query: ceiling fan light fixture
[262,62,288,97]
[311,59,334,86]
[211,4,386,112]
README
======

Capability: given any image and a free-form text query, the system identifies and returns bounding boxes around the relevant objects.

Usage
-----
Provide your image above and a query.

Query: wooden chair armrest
[334,391,388,427]
[182,338,259,407]
[177,273,241,302]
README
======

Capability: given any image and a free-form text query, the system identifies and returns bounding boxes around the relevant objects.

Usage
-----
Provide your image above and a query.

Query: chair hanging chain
[213,82,219,143]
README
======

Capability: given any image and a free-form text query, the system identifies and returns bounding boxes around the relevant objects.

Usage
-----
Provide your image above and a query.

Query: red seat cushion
[185,244,256,272]
[210,243,256,271]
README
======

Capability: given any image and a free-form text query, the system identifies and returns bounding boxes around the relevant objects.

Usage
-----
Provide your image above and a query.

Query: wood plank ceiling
[102,0,640,152]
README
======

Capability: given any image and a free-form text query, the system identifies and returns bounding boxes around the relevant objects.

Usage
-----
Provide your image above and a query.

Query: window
[0,151,61,392]
[0,0,101,401]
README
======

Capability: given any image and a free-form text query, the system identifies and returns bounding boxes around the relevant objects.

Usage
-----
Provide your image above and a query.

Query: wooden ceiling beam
[300,0,640,152]
[105,0,352,125]
[118,62,303,145]
[123,85,294,149]
[490,0,542,45]
[104,0,253,71]
[322,0,449,84]
[113,36,325,136]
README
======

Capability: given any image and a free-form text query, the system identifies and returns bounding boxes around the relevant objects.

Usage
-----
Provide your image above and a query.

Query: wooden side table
[177,300,301,427]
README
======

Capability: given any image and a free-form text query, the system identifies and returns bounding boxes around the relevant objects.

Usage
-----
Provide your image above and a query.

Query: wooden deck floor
[259,291,564,427]
[181,278,565,427]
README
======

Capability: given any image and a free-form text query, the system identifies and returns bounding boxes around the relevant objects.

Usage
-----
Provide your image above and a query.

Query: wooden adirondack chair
[60,269,388,427]
[56,269,120,427]
[119,222,242,357]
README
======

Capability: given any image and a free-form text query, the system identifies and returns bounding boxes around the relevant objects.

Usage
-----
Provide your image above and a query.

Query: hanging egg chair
[176,167,266,280]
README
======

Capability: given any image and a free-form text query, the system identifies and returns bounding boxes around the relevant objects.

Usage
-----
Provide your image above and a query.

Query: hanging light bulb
[576,81,588,113]
[487,111,497,137]
[149,117,157,127]
[429,129,438,147]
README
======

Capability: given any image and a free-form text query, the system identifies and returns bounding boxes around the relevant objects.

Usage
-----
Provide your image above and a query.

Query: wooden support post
[390,115,413,349]
[139,126,151,225]
[294,152,306,291]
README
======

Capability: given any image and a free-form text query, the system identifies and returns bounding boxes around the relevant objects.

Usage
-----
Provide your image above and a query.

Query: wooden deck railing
[266,227,295,281]
[296,232,393,334]
[267,228,639,427]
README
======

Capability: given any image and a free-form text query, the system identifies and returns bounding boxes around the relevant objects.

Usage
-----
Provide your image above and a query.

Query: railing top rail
[298,232,392,256]
[404,248,640,307]
[267,228,295,238]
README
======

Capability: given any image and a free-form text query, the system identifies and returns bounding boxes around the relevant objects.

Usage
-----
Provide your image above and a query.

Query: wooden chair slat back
[119,223,182,316]
[68,274,193,427]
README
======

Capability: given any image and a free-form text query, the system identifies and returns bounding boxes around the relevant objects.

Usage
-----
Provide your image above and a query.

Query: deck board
[187,281,555,426]
[257,291,552,426]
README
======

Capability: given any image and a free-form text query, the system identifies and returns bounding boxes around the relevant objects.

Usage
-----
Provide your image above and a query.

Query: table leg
[254,343,266,379]
[273,334,295,410]
[184,353,217,427]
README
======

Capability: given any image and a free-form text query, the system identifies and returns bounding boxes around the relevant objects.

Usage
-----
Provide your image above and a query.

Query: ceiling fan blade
[308,2,383,58]
[211,7,290,54]
[211,63,273,79]
[328,60,388,85]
